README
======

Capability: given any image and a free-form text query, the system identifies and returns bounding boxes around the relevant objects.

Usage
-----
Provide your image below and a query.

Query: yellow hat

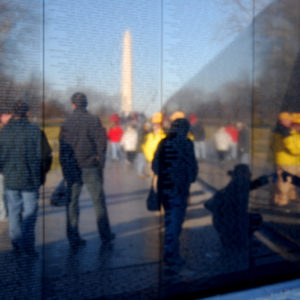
[170,111,185,121]
[151,112,163,123]
[278,112,292,121]
[291,113,300,124]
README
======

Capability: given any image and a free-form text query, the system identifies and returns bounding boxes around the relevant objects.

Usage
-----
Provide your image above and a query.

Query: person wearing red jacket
[225,123,239,160]
[107,122,123,161]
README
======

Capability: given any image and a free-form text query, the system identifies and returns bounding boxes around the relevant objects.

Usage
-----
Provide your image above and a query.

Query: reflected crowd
[0,93,300,298]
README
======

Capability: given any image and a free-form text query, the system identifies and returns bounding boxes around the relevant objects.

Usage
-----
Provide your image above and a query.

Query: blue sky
[18,0,274,115]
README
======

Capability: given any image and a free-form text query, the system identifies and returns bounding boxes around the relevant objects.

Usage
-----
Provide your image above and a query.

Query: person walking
[107,121,123,161]
[0,101,52,257]
[214,126,232,162]
[152,118,198,272]
[59,92,115,250]
[120,124,138,164]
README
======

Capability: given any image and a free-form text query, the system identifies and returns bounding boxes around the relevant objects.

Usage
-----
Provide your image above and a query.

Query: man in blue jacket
[59,92,114,250]
[0,101,52,257]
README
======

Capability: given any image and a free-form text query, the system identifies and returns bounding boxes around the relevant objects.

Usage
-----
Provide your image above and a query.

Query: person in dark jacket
[206,164,271,253]
[0,101,52,257]
[59,92,114,250]
[152,118,198,271]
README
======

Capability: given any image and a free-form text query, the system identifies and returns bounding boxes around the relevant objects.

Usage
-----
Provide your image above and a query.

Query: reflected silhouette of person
[207,164,269,252]
[59,92,115,250]
[0,101,52,257]
[152,118,198,271]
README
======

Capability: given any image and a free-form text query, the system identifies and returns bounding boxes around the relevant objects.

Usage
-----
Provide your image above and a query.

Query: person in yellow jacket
[272,112,300,206]
[142,112,166,163]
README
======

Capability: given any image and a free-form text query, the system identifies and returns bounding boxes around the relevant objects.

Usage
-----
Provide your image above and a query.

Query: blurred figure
[207,164,269,253]
[214,126,232,162]
[141,112,166,172]
[271,112,299,206]
[225,122,239,160]
[237,122,250,164]
[120,123,138,164]
[107,121,123,161]
[0,108,12,221]
[152,118,198,272]
[135,121,151,178]
[59,92,115,250]
[169,111,185,122]
[0,101,52,257]
[190,114,206,161]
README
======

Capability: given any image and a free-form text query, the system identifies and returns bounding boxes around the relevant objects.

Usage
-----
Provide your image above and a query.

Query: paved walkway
[0,158,299,299]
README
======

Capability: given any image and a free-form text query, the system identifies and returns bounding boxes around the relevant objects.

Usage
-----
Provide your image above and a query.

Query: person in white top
[120,124,138,164]
[214,126,232,162]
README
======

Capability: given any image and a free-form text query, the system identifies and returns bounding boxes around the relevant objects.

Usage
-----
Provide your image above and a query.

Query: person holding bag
[152,118,198,272]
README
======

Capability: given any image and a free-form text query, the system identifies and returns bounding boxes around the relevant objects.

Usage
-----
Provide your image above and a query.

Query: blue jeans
[110,142,121,160]
[163,200,187,265]
[6,190,39,251]
[194,141,206,160]
[66,167,113,243]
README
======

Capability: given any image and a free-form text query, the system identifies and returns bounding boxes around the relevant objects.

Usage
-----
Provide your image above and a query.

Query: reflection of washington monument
[121,30,132,115]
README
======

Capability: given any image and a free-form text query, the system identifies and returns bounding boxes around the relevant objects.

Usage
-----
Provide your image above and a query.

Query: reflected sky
[16,0,274,115]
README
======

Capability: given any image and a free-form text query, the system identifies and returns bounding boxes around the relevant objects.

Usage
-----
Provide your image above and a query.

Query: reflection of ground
[0,156,300,299]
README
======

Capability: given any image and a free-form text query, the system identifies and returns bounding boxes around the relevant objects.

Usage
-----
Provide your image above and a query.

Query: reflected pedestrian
[152,118,198,272]
[107,120,123,161]
[59,92,115,250]
[0,108,12,221]
[206,164,270,253]
[120,123,138,164]
[135,121,151,178]
[142,112,166,174]
[214,126,232,162]
[271,112,300,206]
[0,101,52,257]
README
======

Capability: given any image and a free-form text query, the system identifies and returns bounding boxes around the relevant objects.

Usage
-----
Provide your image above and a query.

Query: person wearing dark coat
[152,118,198,270]
[206,164,270,253]
[59,92,114,250]
[0,101,52,257]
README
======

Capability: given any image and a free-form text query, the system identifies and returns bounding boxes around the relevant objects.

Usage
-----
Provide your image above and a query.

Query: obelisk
[121,30,133,115]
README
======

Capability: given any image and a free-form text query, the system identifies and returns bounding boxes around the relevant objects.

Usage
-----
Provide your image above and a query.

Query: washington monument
[121,30,132,115]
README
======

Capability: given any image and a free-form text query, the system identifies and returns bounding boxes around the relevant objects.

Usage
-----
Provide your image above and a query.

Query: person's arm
[250,174,271,190]
[282,171,300,187]
[94,118,107,168]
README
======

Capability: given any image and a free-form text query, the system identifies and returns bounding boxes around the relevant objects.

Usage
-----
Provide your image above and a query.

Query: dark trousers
[66,167,112,243]
[163,199,187,264]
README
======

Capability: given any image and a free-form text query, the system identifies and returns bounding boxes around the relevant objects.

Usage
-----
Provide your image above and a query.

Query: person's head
[236,122,244,130]
[278,112,292,127]
[169,118,190,137]
[170,111,185,122]
[12,101,29,119]
[228,164,251,180]
[71,92,88,109]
